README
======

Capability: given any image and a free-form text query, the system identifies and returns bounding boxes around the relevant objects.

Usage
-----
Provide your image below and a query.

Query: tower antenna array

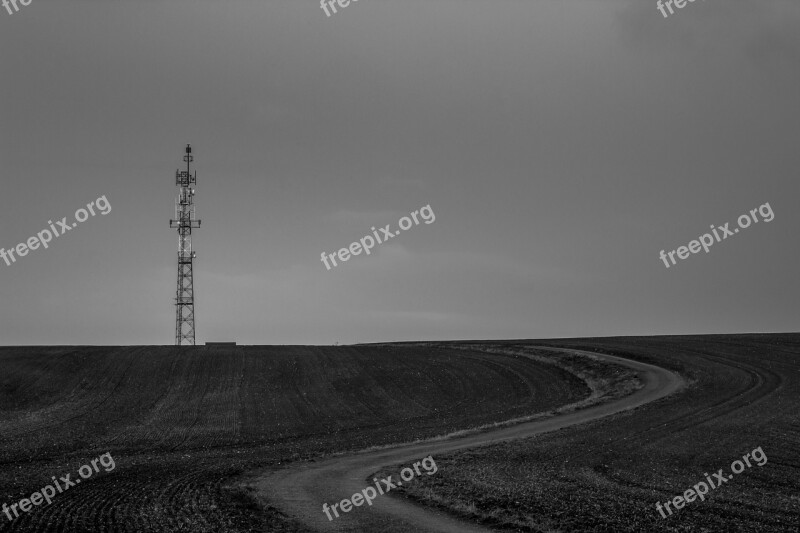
[169,144,201,345]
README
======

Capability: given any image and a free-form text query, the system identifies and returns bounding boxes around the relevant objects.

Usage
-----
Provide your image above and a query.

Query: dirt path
[250,347,686,532]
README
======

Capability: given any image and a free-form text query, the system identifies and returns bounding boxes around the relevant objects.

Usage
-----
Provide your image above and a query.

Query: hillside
[394,335,800,532]
[0,344,589,532]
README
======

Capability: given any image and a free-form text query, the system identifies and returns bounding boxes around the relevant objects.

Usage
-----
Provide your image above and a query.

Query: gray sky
[1,0,798,345]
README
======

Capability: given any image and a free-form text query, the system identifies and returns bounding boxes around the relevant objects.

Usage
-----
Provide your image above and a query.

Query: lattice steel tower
[169,144,202,345]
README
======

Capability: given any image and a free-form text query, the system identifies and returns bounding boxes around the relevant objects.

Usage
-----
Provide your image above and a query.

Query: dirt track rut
[252,347,685,532]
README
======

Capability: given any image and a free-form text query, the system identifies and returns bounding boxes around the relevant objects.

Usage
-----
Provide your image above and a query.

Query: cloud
[375,175,428,189]
[328,209,401,226]
[614,0,800,73]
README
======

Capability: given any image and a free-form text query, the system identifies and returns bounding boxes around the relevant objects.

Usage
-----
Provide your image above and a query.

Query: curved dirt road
[251,347,685,532]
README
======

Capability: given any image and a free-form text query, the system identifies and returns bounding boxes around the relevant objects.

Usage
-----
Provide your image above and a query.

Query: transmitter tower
[169,144,202,345]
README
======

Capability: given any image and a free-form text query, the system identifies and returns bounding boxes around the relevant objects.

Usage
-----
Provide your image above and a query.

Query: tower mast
[169,144,201,345]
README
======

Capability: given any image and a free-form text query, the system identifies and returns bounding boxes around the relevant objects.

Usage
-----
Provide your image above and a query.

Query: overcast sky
[1,0,798,345]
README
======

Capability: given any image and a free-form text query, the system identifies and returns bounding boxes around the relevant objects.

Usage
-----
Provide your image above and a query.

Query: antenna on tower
[169,144,202,345]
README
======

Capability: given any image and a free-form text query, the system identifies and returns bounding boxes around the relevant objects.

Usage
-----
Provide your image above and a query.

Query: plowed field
[397,335,800,532]
[4,335,794,532]
[0,344,588,532]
